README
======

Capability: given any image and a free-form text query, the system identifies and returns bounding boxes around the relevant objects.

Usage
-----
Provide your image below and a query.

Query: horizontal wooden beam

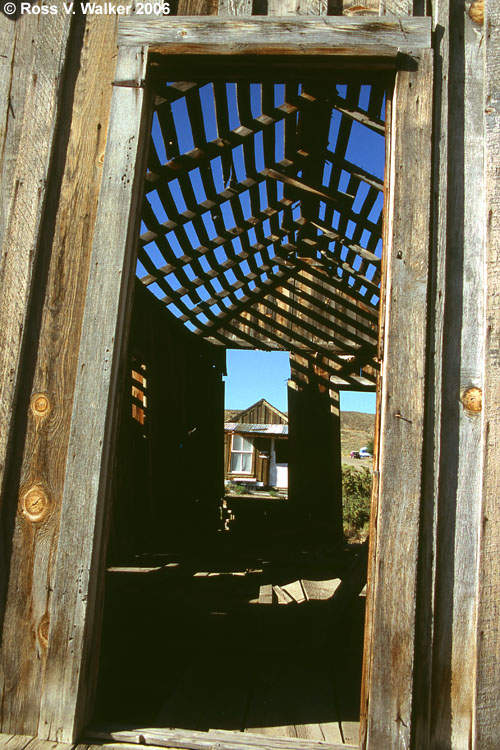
[118,17,432,56]
[88,726,355,750]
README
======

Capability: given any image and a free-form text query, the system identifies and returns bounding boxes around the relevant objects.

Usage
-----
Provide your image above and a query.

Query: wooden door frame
[40,17,433,747]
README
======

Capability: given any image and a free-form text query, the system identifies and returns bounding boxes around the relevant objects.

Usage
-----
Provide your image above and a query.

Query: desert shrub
[226,482,247,495]
[342,465,372,539]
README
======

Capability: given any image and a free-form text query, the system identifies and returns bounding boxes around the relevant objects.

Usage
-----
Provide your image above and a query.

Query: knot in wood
[469,0,484,25]
[38,616,50,648]
[461,386,482,415]
[21,486,51,523]
[31,392,51,418]
[343,5,379,14]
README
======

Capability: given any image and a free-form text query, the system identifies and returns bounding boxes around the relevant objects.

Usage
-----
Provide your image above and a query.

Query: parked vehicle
[350,447,372,459]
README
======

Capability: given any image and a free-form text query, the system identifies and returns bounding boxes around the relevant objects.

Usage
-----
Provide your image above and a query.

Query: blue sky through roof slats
[140,78,386,413]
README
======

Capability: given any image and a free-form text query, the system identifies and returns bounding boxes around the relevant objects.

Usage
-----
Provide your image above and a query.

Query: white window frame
[230,433,254,474]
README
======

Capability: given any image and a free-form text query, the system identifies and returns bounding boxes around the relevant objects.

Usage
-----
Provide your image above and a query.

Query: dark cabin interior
[93,67,386,745]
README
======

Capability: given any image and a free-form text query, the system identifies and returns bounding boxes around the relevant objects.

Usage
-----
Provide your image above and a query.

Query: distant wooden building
[224,399,288,488]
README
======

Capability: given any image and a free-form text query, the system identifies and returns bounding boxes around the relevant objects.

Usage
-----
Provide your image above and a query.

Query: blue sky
[224,349,376,414]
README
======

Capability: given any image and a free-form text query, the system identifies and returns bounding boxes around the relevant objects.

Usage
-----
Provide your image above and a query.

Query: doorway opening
[93,63,387,748]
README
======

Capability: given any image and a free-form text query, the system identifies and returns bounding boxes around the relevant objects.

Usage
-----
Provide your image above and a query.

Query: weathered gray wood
[177,0,218,13]
[379,0,412,14]
[427,3,486,748]
[118,16,432,54]
[88,726,354,750]
[473,0,500,746]
[0,11,73,621]
[0,12,119,740]
[362,50,433,749]
[0,735,35,750]
[267,0,327,15]
[36,45,151,743]
[218,0,253,16]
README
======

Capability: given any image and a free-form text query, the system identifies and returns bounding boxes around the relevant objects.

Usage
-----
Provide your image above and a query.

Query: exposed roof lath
[138,73,386,390]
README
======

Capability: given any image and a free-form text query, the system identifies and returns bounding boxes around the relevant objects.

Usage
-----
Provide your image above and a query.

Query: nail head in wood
[31,393,51,418]
[461,386,482,415]
[21,486,52,523]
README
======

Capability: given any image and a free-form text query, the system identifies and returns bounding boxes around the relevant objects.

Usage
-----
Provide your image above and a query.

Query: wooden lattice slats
[142,169,293,266]
[289,255,379,321]
[138,75,386,358]
[327,152,384,191]
[290,351,377,392]
[281,277,377,345]
[155,99,181,160]
[146,100,298,184]
[324,84,358,209]
[213,82,231,137]
[271,285,376,350]
[143,236,293,328]
[287,263,378,329]
[363,80,387,125]
[201,258,298,332]
[252,291,370,352]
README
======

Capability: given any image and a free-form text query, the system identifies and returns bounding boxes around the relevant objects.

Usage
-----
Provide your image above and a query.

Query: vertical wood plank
[359,88,392,750]
[218,0,253,16]
[267,0,327,14]
[37,45,151,743]
[176,0,219,15]
[0,11,73,613]
[0,12,119,738]
[379,0,412,15]
[474,0,500,747]
[429,2,486,747]
[363,49,433,750]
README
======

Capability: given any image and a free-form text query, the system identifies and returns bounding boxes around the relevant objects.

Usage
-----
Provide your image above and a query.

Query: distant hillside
[341,411,375,455]
[224,409,242,422]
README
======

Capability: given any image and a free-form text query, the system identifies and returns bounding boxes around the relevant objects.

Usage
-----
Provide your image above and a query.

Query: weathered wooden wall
[0,5,119,739]
[0,1,498,750]
[110,281,225,559]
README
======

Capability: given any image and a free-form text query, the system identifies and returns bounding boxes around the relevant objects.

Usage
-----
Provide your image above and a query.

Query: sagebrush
[342,464,372,539]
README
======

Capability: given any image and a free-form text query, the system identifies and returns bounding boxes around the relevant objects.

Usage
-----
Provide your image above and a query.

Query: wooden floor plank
[87,727,354,750]
[0,736,34,750]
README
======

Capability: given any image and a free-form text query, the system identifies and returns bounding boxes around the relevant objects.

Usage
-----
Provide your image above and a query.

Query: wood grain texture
[0,10,119,740]
[379,0,412,14]
[88,726,354,750]
[342,0,379,15]
[218,0,253,15]
[363,50,433,750]
[267,0,327,15]
[0,11,73,607]
[118,16,432,54]
[429,3,486,748]
[359,89,391,750]
[474,0,500,747]
[177,0,219,15]
[37,45,151,743]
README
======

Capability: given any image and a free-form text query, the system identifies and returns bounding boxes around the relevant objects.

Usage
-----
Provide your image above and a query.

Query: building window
[230,434,253,474]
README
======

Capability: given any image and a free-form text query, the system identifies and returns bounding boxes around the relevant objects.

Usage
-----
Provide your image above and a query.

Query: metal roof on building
[224,422,288,436]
